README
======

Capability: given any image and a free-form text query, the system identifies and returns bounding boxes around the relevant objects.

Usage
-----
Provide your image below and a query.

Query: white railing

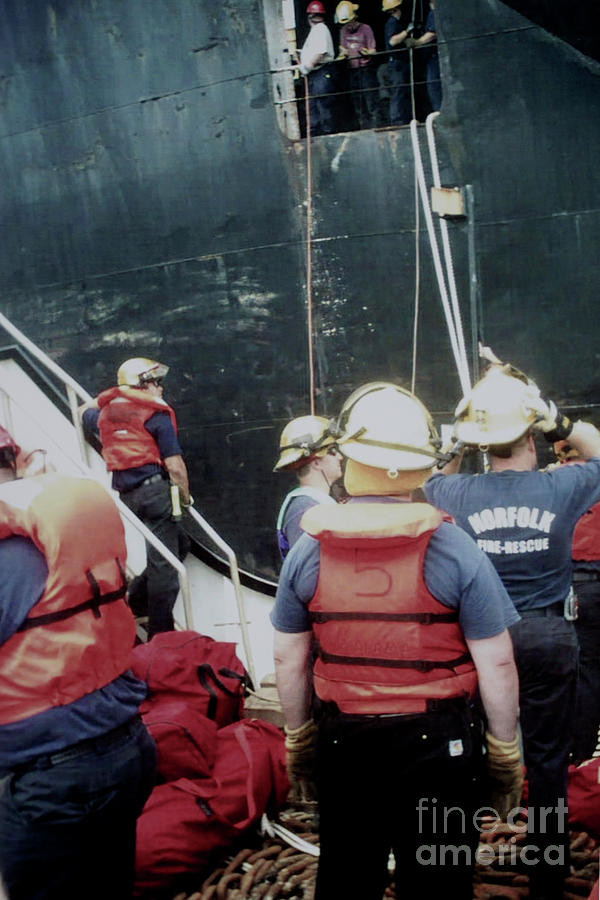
[0,310,257,686]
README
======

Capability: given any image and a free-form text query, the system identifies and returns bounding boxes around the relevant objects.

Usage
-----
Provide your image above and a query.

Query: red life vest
[0,473,136,725]
[97,386,178,471]
[573,503,600,561]
[302,502,478,715]
[558,460,600,561]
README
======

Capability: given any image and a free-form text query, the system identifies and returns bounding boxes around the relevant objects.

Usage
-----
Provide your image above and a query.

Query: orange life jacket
[0,473,135,725]
[97,386,178,471]
[302,502,478,715]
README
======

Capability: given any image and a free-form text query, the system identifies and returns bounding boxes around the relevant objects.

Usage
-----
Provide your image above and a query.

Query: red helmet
[0,425,20,457]
[307,1,326,14]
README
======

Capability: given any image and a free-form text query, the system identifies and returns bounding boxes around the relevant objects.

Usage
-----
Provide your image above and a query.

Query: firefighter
[79,357,192,638]
[271,383,521,900]
[424,361,600,900]
[554,440,600,763]
[273,414,343,559]
[0,428,156,900]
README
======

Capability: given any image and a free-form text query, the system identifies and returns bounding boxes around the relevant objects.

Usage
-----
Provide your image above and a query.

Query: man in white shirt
[298,1,339,135]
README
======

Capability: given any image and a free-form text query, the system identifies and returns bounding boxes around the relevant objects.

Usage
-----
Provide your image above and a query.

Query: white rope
[409,120,471,398]
[425,111,470,388]
[260,814,320,857]
[411,161,420,395]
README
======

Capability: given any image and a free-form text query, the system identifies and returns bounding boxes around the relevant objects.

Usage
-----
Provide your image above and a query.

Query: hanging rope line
[409,118,471,398]
[411,144,421,396]
[304,75,316,416]
[425,111,470,385]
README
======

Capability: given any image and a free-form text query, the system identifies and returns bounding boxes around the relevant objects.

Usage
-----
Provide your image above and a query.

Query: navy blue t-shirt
[0,536,147,771]
[271,499,519,640]
[82,406,182,492]
[385,15,409,66]
[424,458,600,610]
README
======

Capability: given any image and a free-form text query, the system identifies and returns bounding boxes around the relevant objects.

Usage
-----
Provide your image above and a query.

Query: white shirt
[300,22,334,75]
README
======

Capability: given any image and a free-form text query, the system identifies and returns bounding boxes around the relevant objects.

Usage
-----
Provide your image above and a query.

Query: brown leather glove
[284,720,318,803]
[486,731,524,820]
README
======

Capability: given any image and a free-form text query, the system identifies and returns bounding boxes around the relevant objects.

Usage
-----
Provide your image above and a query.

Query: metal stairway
[0,311,278,687]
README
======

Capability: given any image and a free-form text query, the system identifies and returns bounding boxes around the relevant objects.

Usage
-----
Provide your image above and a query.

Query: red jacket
[302,502,478,715]
[97,386,178,471]
[0,474,135,725]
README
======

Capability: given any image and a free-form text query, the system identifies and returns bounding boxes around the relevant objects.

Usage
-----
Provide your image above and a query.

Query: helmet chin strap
[320,466,333,493]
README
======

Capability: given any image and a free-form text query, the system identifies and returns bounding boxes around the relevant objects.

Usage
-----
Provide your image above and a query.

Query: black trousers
[509,613,578,899]
[314,700,485,900]
[572,580,600,762]
[120,479,188,637]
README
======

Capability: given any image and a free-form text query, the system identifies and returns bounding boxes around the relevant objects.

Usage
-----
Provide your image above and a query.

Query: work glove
[532,396,573,443]
[284,720,318,803]
[485,732,524,821]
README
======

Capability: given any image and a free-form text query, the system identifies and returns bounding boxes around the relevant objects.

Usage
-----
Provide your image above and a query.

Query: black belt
[519,601,564,618]
[123,473,166,493]
[22,716,141,771]
[572,571,600,583]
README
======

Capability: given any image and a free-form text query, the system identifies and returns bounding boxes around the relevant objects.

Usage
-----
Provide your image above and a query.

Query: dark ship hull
[1,0,599,579]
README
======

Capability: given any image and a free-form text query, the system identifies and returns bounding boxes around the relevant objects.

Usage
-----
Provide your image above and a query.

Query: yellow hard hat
[453,366,546,449]
[117,357,169,387]
[274,415,336,472]
[335,382,442,472]
[335,2,358,24]
[382,0,402,11]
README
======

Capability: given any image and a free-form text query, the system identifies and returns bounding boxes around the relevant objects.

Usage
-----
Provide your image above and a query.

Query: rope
[411,136,421,395]
[425,111,470,388]
[304,75,316,416]
[409,0,420,396]
[409,119,471,398]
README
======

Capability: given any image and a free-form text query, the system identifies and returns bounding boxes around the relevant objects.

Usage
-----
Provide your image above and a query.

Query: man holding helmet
[424,359,600,900]
[271,383,521,900]
[274,415,343,560]
[79,357,191,638]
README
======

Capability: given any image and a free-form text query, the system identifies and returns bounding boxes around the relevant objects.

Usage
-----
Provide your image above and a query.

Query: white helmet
[117,357,169,387]
[335,382,443,473]
[453,366,546,448]
[273,415,336,472]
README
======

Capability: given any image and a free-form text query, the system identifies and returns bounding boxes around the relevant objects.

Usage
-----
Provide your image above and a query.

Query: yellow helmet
[335,2,358,24]
[335,382,442,472]
[117,357,169,387]
[453,366,546,449]
[382,0,402,11]
[274,415,336,472]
